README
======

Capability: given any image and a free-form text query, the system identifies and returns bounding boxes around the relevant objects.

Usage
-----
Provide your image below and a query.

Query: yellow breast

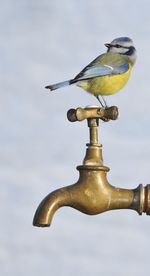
[77,64,132,96]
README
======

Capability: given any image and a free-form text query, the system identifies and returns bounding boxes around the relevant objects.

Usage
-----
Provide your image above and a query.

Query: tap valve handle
[67,106,119,122]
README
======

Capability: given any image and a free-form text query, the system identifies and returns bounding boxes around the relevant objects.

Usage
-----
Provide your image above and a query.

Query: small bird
[45,37,137,106]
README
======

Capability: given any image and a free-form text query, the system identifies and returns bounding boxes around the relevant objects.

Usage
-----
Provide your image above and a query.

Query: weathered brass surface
[33,106,150,227]
[67,106,119,122]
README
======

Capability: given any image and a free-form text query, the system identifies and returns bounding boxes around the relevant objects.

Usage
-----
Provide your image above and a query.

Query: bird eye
[115,44,122,48]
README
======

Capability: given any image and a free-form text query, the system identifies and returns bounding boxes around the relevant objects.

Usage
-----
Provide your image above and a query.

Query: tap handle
[67,106,119,122]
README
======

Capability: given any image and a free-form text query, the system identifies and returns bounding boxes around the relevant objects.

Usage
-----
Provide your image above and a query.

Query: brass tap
[33,106,150,227]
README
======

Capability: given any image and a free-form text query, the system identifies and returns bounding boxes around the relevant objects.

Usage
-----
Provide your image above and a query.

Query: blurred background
[1,0,150,275]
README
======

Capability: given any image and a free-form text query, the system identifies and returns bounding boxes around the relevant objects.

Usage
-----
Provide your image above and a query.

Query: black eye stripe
[115,44,122,48]
[112,44,130,49]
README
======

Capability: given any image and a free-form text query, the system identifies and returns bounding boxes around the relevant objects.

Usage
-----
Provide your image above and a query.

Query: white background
[1,1,150,275]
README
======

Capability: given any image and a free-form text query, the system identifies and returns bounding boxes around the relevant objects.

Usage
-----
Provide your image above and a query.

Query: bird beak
[105,43,111,48]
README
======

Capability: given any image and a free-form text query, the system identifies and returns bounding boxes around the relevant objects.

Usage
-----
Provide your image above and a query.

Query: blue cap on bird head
[110,37,133,46]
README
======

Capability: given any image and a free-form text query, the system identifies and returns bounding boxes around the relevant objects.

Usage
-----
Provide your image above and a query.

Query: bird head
[105,37,137,64]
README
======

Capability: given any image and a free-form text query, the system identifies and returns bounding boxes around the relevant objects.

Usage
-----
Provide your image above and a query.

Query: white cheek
[108,47,128,54]
[108,47,120,53]
[120,48,128,54]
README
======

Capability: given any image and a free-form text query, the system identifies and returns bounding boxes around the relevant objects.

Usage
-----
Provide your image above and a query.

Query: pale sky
[1,1,150,275]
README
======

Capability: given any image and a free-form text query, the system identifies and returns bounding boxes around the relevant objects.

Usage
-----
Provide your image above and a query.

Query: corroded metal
[33,106,150,228]
[67,105,119,122]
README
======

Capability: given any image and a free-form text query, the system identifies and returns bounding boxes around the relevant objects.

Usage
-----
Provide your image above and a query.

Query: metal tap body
[33,107,150,227]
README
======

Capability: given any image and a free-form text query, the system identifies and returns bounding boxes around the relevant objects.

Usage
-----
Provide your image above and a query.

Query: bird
[45,37,137,107]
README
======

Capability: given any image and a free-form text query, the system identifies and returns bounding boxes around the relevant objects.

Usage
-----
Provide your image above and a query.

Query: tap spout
[33,186,72,227]
[33,165,147,227]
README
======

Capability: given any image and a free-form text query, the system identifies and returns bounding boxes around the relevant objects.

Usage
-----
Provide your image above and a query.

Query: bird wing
[74,62,129,81]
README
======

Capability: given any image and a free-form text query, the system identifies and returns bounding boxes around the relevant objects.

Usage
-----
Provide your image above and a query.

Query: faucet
[33,106,150,227]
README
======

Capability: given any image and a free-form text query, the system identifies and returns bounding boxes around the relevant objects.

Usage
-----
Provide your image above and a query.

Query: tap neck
[83,144,105,167]
[87,118,99,145]
[81,118,109,170]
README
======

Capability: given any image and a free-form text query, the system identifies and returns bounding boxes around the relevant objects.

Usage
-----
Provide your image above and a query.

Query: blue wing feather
[75,62,129,81]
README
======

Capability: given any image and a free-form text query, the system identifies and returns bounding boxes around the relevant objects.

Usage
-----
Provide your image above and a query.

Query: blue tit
[45,37,137,106]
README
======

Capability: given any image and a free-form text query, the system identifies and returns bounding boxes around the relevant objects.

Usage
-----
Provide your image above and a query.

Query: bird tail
[45,79,74,91]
